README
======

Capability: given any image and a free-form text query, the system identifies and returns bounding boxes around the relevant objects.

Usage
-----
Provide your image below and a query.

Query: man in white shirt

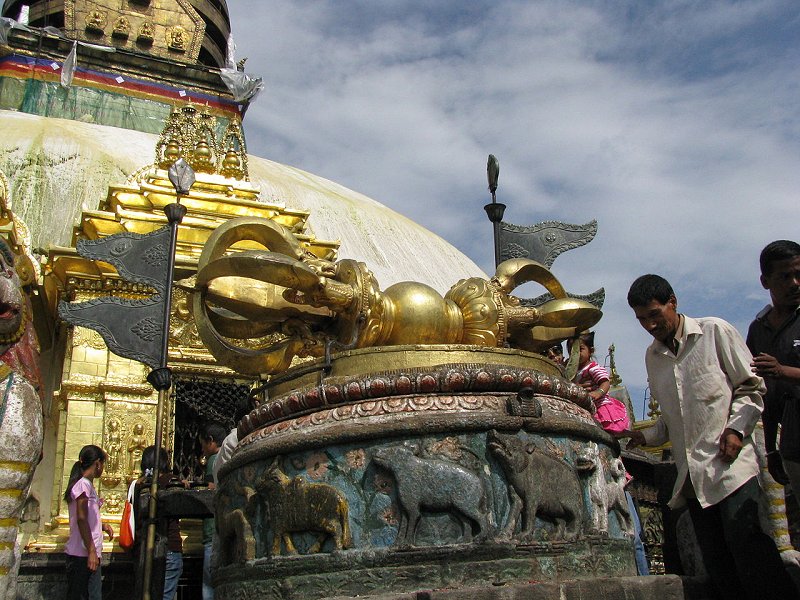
[622,274,797,599]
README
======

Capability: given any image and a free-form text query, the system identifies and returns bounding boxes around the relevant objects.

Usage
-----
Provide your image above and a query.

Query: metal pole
[141,161,191,600]
[484,154,506,268]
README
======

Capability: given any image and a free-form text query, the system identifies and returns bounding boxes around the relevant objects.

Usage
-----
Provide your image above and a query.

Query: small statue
[127,423,147,479]
[105,418,122,475]
[168,26,187,51]
[138,22,154,42]
[84,10,106,33]
[112,16,130,38]
[184,217,602,375]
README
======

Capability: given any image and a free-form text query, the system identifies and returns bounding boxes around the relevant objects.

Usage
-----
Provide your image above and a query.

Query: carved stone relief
[371,445,490,546]
[487,430,583,541]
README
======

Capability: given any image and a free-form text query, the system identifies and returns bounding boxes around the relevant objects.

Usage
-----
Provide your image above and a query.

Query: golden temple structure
[0,4,486,595]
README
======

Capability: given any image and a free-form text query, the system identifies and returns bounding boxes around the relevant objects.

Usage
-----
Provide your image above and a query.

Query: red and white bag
[118,480,136,550]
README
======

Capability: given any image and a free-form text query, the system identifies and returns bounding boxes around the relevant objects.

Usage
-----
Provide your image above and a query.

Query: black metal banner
[58,226,172,368]
[498,219,597,267]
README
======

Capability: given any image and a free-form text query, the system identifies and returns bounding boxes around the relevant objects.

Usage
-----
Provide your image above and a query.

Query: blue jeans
[626,492,649,576]
[65,554,102,600]
[202,542,214,600]
[163,551,183,600]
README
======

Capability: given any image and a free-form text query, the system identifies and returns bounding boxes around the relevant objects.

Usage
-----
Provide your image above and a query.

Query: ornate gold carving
[155,104,248,180]
[112,16,130,38]
[187,218,602,376]
[103,493,123,515]
[127,421,149,481]
[167,26,188,52]
[73,326,106,350]
[138,21,154,42]
[85,10,107,33]
[102,417,124,486]
[170,288,205,349]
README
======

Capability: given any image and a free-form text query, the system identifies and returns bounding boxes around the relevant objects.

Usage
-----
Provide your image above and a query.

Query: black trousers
[687,476,799,600]
[64,554,102,600]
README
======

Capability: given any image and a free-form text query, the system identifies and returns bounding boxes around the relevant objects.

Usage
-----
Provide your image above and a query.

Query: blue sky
[227,0,800,419]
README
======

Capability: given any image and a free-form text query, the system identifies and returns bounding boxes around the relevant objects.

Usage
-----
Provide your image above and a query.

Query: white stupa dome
[0,110,486,293]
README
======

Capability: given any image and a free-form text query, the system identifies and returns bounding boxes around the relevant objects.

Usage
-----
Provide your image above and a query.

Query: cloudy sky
[226,0,800,419]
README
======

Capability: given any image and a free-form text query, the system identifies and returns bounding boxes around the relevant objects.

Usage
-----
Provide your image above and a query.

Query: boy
[199,422,226,600]
[746,240,800,490]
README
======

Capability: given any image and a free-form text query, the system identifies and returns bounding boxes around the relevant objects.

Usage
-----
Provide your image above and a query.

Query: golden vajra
[182,217,602,375]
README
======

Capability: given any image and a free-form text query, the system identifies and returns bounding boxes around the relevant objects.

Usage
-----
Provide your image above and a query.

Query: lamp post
[483,154,506,267]
[140,159,191,600]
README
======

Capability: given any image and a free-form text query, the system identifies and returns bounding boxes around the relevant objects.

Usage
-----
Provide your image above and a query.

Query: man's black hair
[201,421,228,445]
[627,274,675,308]
[759,240,800,276]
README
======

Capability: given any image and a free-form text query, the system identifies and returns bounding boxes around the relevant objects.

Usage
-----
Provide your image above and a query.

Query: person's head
[545,343,564,365]
[627,274,680,345]
[759,240,800,310]
[567,332,595,367]
[200,422,226,457]
[141,445,169,478]
[64,445,106,502]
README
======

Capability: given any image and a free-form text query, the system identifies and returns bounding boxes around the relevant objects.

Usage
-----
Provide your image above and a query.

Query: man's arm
[716,320,765,439]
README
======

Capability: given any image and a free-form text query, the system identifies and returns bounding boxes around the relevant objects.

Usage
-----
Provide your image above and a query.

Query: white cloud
[228,0,799,417]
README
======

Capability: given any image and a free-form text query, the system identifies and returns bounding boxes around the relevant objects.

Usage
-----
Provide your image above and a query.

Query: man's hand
[103,522,114,541]
[614,429,646,449]
[718,428,743,463]
[752,352,784,379]
[767,451,790,485]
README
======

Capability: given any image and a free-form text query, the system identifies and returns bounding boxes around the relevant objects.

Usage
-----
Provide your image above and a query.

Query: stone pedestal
[215,347,640,599]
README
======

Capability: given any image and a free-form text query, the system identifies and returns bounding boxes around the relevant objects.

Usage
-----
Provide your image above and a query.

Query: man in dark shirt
[747,240,800,491]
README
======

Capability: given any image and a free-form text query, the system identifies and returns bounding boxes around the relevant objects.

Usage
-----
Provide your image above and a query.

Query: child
[199,422,226,600]
[568,332,629,432]
[568,333,648,575]
[64,445,114,600]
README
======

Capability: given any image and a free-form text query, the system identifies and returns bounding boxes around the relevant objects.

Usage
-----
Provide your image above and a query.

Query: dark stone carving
[507,387,542,417]
[371,445,491,546]
[487,430,583,541]
[256,461,352,555]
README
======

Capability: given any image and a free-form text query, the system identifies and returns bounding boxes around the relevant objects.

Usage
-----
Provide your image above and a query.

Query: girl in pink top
[568,332,630,433]
[64,445,114,600]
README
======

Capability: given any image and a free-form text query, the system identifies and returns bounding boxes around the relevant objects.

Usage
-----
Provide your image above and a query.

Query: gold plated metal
[188,217,603,376]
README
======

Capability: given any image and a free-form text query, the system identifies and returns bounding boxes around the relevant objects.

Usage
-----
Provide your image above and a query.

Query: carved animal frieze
[256,461,351,555]
[487,430,583,541]
[371,445,490,546]
[575,442,632,535]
